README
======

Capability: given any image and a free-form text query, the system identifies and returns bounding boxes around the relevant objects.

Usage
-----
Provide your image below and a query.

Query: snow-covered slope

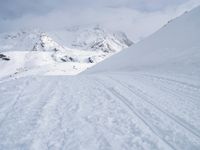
[0,6,200,150]
[85,7,200,74]
[0,26,132,78]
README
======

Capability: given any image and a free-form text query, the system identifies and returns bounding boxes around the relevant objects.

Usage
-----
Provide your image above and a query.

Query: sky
[0,0,200,41]
[0,0,193,18]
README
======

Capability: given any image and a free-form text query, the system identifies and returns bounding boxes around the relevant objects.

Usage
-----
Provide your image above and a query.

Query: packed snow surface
[0,6,200,150]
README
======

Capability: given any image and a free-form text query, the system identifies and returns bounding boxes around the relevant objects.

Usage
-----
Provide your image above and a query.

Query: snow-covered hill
[0,26,133,78]
[85,8,200,74]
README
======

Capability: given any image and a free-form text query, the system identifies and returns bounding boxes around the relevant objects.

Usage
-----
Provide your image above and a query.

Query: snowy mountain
[0,26,133,78]
[0,26,133,53]
[0,6,200,150]
[0,30,61,52]
[62,25,133,52]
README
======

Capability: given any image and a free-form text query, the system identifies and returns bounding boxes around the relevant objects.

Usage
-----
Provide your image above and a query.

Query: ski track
[0,78,30,127]
[0,78,58,149]
[106,75,200,138]
[130,74,200,109]
[93,73,200,150]
[134,73,200,91]
[122,73,200,129]
[0,72,200,150]
[94,79,176,150]
[109,72,200,126]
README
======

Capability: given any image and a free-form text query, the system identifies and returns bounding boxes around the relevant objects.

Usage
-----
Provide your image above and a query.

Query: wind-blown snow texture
[0,6,200,150]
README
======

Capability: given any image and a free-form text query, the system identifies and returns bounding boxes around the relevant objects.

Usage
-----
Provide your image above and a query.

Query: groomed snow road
[0,70,199,150]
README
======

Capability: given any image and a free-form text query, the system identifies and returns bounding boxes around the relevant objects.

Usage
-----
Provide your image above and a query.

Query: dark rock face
[0,54,7,58]
[88,57,94,63]
[0,53,10,61]
[60,56,77,62]
[2,58,10,61]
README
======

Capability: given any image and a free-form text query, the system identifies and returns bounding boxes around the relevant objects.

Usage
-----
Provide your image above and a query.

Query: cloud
[0,0,200,41]
[0,0,193,19]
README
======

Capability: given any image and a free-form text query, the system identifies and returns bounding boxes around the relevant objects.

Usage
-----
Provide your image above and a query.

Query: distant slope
[0,26,133,78]
[85,6,200,74]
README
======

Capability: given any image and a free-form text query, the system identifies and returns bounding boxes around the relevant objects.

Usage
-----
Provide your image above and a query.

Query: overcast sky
[0,0,194,19]
[0,0,200,41]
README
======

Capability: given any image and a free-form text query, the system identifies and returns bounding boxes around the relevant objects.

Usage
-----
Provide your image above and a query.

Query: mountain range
[0,25,133,78]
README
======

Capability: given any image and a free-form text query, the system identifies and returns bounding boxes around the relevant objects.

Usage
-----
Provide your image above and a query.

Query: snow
[0,26,132,78]
[85,7,200,74]
[0,50,105,79]
[49,25,133,52]
[0,6,200,150]
[0,73,200,149]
